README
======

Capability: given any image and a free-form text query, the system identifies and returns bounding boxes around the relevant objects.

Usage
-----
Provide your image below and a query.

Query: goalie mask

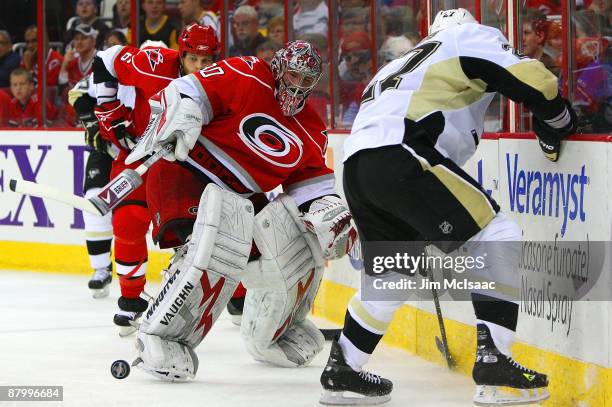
[271,40,322,116]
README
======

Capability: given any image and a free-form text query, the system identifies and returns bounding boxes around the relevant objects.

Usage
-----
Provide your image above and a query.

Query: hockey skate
[88,265,112,298]
[114,297,148,337]
[472,324,549,406]
[320,338,392,405]
[226,296,244,326]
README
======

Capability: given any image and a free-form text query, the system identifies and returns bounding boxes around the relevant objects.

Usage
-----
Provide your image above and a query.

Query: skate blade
[91,285,110,299]
[474,385,549,406]
[118,325,137,337]
[320,390,391,406]
[230,314,242,326]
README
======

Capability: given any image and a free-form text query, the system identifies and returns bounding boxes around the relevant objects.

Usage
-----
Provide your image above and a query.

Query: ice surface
[0,271,474,407]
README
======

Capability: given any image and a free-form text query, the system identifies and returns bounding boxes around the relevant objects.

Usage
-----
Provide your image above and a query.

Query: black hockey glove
[533,99,578,162]
[79,111,108,154]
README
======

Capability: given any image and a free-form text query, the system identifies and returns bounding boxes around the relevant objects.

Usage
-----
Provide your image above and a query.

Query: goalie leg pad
[136,184,254,378]
[241,194,325,367]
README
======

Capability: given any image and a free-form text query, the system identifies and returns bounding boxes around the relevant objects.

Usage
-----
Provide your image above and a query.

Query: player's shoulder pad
[96,45,126,77]
[132,47,180,79]
[221,56,275,88]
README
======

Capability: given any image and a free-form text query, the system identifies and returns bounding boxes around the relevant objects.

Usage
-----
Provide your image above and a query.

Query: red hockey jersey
[173,56,335,205]
[98,45,181,136]
[8,94,56,127]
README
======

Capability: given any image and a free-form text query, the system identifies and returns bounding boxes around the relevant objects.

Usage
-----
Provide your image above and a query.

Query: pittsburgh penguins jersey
[344,23,568,166]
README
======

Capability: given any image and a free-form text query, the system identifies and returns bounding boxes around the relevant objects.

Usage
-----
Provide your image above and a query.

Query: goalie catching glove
[533,98,578,162]
[300,195,358,260]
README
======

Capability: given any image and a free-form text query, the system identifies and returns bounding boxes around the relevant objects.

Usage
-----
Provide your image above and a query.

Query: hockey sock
[472,292,518,356]
[84,188,113,269]
[113,204,150,298]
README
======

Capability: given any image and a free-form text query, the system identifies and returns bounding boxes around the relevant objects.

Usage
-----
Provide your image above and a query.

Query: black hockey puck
[9,179,16,192]
[110,360,131,379]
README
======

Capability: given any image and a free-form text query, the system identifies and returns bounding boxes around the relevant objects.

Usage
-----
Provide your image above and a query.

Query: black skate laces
[358,371,382,384]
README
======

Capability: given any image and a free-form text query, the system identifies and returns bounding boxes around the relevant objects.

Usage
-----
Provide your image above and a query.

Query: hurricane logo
[144,49,164,72]
[238,114,303,168]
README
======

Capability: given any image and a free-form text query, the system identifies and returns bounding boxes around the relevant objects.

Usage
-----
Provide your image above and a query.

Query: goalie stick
[9,144,172,216]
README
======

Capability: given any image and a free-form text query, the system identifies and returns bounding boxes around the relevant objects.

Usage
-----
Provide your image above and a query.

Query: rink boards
[1,130,611,406]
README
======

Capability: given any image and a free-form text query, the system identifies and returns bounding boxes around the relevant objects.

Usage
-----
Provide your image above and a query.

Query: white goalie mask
[429,8,477,35]
[270,40,323,116]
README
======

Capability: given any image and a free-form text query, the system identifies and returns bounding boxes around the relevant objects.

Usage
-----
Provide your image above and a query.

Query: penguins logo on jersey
[144,49,164,72]
[238,113,303,168]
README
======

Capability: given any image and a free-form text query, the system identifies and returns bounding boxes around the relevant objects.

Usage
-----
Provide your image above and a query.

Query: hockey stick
[9,144,172,216]
[427,263,455,369]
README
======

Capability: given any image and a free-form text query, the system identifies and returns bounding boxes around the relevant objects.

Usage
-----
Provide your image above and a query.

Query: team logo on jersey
[144,49,164,72]
[238,113,303,168]
[439,221,453,234]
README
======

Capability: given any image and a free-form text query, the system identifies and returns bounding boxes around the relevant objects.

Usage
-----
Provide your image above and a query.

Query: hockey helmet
[178,23,220,57]
[429,8,477,35]
[270,40,323,116]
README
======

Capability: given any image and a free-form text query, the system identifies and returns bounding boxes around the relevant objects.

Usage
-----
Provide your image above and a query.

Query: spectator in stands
[59,24,97,88]
[0,31,21,88]
[522,9,559,76]
[255,41,279,64]
[381,6,415,40]
[8,68,56,127]
[573,9,611,132]
[104,30,128,49]
[178,0,219,35]
[340,7,369,37]
[266,15,285,48]
[587,0,612,35]
[338,31,372,125]
[112,0,131,40]
[339,0,366,9]
[293,0,329,37]
[258,0,284,30]
[0,89,10,127]
[229,6,266,56]
[524,0,562,15]
[66,0,110,49]
[21,26,64,88]
[140,0,180,50]
[339,31,372,82]
[380,35,413,63]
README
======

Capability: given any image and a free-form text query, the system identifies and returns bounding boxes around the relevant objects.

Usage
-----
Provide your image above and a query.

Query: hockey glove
[300,195,358,260]
[533,99,578,162]
[78,111,108,154]
[94,100,137,152]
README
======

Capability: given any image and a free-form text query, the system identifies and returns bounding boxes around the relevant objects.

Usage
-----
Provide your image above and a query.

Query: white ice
[0,271,475,407]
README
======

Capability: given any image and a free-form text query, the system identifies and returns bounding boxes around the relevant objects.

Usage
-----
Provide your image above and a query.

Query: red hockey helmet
[178,23,220,57]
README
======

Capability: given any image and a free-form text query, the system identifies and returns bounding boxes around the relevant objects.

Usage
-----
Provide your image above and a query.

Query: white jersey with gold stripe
[344,22,564,166]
